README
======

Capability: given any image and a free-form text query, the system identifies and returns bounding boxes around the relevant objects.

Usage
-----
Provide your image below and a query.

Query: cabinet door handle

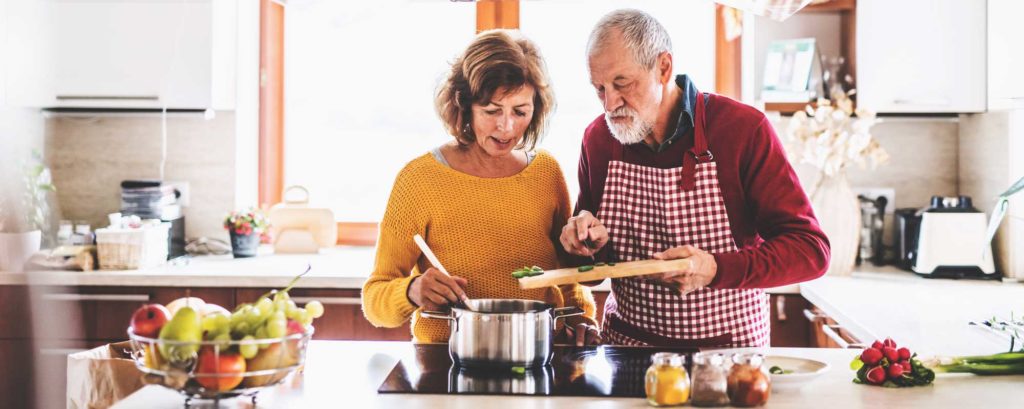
[290,296,360,306]
[822,324,866,349]
[802,308,825,322]
[56,95,160,101]
[775,296,787,321]
[42,293,150,302]
[892,98,950,106]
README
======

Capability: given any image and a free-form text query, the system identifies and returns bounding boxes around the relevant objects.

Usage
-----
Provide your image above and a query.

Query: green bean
[577,265,595,272]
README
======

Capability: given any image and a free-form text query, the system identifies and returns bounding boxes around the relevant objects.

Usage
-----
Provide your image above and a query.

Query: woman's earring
[462,122,473,137]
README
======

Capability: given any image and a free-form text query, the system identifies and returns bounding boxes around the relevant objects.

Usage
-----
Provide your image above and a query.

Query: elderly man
[561,9,830,347]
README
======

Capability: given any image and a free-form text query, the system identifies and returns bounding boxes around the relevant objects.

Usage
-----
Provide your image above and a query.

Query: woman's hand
[564,323,603,346]
[560,211,609,257]
[408,267,469,310]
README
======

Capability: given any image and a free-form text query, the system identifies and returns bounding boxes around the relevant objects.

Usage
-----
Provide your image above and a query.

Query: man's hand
[647,245,717,295]
[408,267,469,311]
[559,211,609,257]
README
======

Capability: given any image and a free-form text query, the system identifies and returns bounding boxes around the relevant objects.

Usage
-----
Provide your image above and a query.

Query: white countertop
[1,246,378,288]
[109,341,1024,409]
[0,246,801,294]
[801,266,1024,356]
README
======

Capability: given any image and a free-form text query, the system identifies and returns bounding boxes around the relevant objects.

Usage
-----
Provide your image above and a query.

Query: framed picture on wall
[762,38,821,103]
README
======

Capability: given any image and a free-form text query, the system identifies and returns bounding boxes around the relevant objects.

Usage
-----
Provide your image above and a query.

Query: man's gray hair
[587,9,672,70]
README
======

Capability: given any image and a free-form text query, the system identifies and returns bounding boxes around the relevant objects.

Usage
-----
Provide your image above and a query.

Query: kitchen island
[108,340,1024,409]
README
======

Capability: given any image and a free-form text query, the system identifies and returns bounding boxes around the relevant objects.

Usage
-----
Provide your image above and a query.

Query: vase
[229,230,260,258]
[0,230,42,272]
[810,172,861,277]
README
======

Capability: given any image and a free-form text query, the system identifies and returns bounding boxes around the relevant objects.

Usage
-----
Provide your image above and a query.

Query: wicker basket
[96,223,170,270]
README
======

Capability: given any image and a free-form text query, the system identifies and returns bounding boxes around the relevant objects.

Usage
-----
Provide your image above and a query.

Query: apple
[130,304,171,338]
[286,319,305,336]
[200,303,231,317]
[195,347,246,392]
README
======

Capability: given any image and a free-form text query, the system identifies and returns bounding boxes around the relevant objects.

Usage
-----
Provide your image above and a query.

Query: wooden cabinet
[769,294,812,347]
[236,288,411,341]
[856,0,986,113]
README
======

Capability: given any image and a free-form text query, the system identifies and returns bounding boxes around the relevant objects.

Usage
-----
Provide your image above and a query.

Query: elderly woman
[362,30,599,345]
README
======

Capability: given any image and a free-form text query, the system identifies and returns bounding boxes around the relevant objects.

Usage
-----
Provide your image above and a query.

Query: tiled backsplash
[45,112,237,240]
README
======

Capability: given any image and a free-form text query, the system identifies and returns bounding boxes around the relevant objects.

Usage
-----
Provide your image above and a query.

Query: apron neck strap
[681,92,711,191]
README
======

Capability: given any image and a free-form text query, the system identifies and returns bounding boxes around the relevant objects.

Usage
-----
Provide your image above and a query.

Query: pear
[158,306,202,363]
[242,341,300,388]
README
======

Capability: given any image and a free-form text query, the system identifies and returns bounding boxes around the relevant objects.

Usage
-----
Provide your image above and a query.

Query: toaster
[913,195,997,279]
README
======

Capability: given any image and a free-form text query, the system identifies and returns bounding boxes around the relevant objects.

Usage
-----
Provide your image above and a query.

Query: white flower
[783,89,887,176]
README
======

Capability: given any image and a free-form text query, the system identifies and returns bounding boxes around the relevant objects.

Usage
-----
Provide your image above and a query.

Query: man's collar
[643,74,700,152]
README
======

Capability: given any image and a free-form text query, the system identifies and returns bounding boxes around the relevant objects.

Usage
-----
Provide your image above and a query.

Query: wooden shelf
[802,0,856,13]
[764,101,818,114]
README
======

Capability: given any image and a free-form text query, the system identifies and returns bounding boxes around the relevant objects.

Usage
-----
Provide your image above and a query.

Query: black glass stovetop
[377,344,696,397]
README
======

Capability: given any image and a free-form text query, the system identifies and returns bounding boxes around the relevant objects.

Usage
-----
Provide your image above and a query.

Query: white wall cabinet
[3,0,55,108]
[988,0,1024,110]
[49,0,234,110]
[856,0,986,113]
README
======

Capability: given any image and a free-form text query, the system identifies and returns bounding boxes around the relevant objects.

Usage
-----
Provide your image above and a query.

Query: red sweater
[575,93,830,289]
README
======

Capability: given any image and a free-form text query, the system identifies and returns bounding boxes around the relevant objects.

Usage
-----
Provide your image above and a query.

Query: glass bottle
[690,352,730,407]
[644,352,690,407]
[727,353,771,407]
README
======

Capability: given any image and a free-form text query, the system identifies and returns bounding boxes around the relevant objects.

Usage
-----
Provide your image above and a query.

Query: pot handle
[551,306,584,323]
[421,310,458,331]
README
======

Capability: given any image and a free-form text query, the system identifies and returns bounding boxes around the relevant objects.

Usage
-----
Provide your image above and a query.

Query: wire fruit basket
[127,327,313,405]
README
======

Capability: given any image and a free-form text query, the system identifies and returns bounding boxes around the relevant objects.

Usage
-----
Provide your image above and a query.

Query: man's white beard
[604,107,651,145]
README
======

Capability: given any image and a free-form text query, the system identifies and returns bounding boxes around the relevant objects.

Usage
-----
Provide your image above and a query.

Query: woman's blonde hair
[435,29,554,151]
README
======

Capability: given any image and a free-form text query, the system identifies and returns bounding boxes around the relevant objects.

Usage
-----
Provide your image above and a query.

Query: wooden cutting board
[517,259,692,289]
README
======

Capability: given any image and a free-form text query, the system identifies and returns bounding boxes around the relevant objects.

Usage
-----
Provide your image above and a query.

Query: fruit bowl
[127,326,314,402]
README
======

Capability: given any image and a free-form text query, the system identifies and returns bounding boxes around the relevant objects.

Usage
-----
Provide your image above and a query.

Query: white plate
[764,355,830,391]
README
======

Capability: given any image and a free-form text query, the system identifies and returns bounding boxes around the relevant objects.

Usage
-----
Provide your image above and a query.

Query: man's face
[588,30,664,145]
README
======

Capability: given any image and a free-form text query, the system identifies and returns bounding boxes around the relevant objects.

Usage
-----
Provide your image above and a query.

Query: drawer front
[770,294,812,348]
[236,288,411,341]
[0,286,33,339]
[37,286,234,342]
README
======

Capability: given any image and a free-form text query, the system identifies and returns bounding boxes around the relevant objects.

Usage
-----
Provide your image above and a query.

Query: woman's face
[469,85,535,158]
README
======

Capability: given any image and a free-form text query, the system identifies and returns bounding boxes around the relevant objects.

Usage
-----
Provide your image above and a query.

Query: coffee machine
[901,196,997,279]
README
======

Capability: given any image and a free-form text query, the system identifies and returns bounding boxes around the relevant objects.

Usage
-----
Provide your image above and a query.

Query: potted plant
[223,208,269,258]
[0,151,56,272]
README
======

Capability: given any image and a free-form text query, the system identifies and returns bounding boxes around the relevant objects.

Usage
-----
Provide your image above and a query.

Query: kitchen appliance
[857,194,888,265]
[119,180,186,260]
[913,195,997,278]
[894,208,922,270]
[421,299,583,368]
[378,343,695,397]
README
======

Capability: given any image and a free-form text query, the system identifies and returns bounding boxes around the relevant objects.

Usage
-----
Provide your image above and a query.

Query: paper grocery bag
[67,341,146,409]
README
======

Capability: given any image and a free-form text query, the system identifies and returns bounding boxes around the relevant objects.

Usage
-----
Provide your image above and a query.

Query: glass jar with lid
[644,352,690,407]
[690,352,730,407]
[727,353,771,407]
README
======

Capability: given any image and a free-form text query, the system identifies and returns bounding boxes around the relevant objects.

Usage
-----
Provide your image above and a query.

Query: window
[283,0,714,224]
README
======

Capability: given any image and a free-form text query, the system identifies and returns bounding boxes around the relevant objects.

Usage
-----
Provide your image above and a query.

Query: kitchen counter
[0,246,800,293]
[108,340,1024,409]
[802,267,1024,356]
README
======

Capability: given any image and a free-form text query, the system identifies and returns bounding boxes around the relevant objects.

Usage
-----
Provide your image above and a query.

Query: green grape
[202,313,230,338]
[245,307,264,327]
[305,300,325,319]
[290,309,308,325]
[254,326,270,349]
[213,332,232,349]
[266,317,286,338]
[256,297,273,316]
[232,321,251,336]
[273,290,290,304]
[272,310,286,322]
[299,312,314,327]
[239,335,258,359]
[285,306,303,321]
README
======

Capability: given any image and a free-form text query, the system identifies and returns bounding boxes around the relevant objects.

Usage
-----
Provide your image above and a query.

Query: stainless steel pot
[422,299,583,368]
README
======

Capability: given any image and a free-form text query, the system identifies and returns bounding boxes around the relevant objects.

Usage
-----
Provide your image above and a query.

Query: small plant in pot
[223,208,269,258]
[0,151,56,272]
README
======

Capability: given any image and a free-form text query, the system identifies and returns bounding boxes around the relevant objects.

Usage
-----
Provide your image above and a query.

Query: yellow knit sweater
[362,150,597,342]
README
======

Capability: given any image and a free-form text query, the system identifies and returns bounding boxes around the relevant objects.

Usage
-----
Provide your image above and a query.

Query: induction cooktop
[377,344,696,397]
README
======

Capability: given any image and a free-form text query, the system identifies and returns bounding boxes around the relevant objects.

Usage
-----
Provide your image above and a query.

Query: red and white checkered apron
[598,93,770,348]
